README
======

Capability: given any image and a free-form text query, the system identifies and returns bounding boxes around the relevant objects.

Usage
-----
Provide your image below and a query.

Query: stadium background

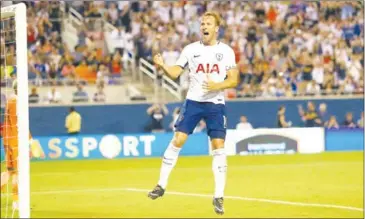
[0,1,364,218]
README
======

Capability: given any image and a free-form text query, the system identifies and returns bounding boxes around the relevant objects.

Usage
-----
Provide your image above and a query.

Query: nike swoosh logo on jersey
[194,55,200,58]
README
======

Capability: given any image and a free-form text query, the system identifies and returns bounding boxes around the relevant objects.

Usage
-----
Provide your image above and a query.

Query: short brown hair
[202,11,221,27]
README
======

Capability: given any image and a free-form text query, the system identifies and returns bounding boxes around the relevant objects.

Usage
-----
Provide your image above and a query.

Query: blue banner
[29,98,364,136]
[1,133,209,161]
[325,128,364,151]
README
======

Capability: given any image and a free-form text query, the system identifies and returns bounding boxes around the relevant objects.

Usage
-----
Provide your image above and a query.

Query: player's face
[200,16,219,45]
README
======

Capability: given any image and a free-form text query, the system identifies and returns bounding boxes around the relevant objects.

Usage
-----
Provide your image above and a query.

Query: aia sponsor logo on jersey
[195,63,220,74]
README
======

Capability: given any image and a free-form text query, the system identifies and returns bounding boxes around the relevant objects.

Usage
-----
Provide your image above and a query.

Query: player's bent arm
[147,104,158,115]
[160,65,184,80]
[215,68,240,90]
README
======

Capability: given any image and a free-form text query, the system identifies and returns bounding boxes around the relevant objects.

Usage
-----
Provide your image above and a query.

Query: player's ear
[215,26,219,34]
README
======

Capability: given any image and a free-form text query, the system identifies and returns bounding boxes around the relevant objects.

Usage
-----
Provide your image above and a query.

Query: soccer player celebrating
[148,12,239,215]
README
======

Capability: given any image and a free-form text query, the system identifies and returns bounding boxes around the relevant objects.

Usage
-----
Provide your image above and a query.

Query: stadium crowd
[1,1,364,102]
[72,1,364,98]
[1,1,123,88]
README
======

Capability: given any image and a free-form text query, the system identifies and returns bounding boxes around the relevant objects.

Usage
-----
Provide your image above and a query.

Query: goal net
[0,2,30,218]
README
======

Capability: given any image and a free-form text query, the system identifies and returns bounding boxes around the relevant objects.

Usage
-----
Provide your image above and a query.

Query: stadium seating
[67,1,364,99]
[0,1,364,103]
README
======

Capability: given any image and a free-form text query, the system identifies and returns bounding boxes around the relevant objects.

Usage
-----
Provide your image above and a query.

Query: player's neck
[203,39,218,46]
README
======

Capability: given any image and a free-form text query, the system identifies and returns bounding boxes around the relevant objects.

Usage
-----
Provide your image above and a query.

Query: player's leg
[1,145,18,208]
[157,131,188,189]
[10,170,18,210]
[1,171,10,192]
[1,145,11,191]
[9,146,19,208]
[210,138,226,215]
[148,100,202,200]
[148,131,189,199]
[204,103,227,215]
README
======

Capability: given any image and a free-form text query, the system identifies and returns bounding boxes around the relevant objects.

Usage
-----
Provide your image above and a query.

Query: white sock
[157,143,181,189]
[212,148,227,198]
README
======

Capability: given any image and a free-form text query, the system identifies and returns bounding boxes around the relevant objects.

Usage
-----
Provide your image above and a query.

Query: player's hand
[202,74,219,92]
[153,53,164,67]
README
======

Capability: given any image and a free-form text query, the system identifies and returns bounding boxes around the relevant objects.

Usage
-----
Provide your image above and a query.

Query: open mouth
[203,32,209,36]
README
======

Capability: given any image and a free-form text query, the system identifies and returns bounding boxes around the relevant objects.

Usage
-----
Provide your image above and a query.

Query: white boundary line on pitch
[14,187,363,212]
[30,161,362,177]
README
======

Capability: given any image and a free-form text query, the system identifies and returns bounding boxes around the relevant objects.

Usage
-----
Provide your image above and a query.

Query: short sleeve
[225,48,237,71]
[175,46,189,68]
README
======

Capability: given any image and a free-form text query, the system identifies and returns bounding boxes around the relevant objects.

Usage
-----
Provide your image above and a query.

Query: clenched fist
[202,74,220,92]
[153,53,165,67]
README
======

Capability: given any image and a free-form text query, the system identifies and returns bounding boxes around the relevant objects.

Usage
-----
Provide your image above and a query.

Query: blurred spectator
[110,52,123,77]
[77,26,87,47]
[33,56,50,79]
[338,76,356,94]
[61,61,76,80]
[49,2,62,32]
[46,87,62,104]
[85,3,102,18]
[93,85,106,102]
[306,80,321,96]
[49,47,62,70]
[65,107,82,135]
[96,64,110,85]
[298,102,322,127]
[236,116,253,130]
[342,112,356,128]
[277,105,292,128]
[72,84,89,102]
[325,116,340,129]
[48,63,58,80]
[29,87,40,104]
[75,59,93,82]
[110,25,126,55]
[72,45,84,65]
[357,112,364,128]
[145,103,169,133]
[318,103,329,125]
[107,3,119,25]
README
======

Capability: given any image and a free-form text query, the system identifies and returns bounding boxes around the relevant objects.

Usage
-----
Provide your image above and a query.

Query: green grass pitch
[1,151,364,218]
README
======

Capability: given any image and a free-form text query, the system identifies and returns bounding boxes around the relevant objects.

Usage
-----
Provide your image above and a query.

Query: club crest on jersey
[216,53,223,61]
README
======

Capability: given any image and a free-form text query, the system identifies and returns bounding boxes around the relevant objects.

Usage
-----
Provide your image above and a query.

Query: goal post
[1,3,30,218]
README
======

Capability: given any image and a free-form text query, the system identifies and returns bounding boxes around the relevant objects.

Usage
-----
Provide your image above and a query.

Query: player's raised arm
[153,45,189,80]
[153,54,183,79]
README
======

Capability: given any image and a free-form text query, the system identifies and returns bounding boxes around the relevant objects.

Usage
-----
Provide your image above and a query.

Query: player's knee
[211,138,225,150]
[172,132,188,147]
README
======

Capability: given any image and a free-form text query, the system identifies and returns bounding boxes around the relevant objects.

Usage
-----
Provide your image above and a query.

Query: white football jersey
[176,41,236,104]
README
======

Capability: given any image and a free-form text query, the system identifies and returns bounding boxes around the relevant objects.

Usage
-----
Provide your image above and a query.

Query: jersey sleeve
[225,48,237,71]
[175,46,189,69]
